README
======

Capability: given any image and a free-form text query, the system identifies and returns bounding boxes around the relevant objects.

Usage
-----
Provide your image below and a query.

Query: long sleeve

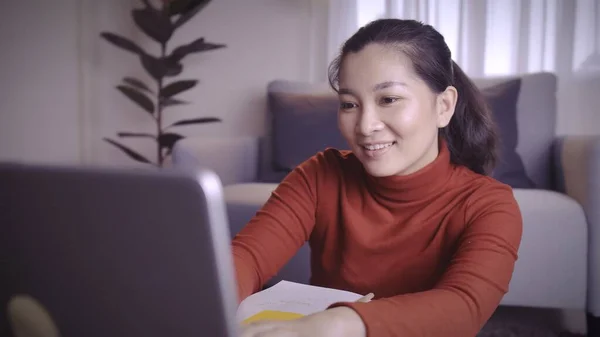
[231,154,322,302]
[329,184,523,337]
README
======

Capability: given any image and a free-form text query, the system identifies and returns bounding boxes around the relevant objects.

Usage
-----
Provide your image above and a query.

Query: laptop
[0,162,241,337]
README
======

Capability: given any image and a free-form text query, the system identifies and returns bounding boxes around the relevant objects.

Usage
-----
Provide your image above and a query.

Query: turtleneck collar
[364,138,456,203]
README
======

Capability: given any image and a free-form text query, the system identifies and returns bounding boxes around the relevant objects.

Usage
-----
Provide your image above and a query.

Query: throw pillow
[481,78,536,188]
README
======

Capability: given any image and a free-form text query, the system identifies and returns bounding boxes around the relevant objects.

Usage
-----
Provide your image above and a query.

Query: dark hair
[328,19,498,175]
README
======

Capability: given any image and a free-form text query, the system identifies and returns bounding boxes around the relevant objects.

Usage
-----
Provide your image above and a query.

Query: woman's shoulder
[454,167,521,221]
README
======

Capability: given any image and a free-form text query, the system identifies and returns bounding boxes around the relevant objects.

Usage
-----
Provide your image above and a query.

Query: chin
[361,162,404,177]
[351,143,405,177]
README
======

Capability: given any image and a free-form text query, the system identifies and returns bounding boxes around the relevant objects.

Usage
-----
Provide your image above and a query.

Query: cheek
[384,103,433,136]
[337,113,356,140]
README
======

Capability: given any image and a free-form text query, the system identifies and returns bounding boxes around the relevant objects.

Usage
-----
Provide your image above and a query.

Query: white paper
[236,281,363,322]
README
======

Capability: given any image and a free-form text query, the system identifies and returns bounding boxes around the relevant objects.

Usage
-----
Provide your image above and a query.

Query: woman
[237,19,523,337]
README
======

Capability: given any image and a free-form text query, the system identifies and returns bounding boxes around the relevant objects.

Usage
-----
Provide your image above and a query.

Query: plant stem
[157,42,167,166]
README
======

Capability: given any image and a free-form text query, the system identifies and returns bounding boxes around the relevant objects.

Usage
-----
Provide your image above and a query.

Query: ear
[436,86,458,128]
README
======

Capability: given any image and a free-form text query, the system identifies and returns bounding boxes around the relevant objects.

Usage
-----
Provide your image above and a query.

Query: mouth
[360,141,397,158]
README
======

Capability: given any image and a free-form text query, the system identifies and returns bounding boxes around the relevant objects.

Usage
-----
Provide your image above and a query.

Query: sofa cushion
[502,188,587,309]
[268,78,535,188]
[482,79,535,188]
[224,183,278,236]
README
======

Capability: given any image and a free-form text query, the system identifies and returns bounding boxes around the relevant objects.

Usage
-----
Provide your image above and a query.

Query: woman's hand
[240,307,367,337]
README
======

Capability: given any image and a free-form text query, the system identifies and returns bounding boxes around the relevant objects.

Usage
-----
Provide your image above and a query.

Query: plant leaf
[163,62,184,78]
[158,133,184,151]
[165,0,193,16]
[117,132,156,139]
[116,85,155,115]
[173,0,211,28]
[100,32,145,55]
[161,80,197,98]
[166,117,221,128]
[161,97,189,107]
[140,54,182,80]
[104,138,153,164]
[169,37,226,63]
[123,77,153,93]
[132,8,173,44]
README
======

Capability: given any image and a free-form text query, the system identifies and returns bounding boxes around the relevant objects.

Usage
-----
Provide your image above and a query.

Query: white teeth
[364,143,393,151]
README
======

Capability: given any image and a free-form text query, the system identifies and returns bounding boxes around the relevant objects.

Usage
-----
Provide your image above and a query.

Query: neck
[364,138,455,203]
[394,137,441,176]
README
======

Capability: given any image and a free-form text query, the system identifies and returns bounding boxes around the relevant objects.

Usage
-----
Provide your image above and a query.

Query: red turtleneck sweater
[231,142,523,337]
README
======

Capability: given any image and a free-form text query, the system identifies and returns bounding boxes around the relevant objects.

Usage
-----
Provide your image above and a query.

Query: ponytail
[440,61,498,175]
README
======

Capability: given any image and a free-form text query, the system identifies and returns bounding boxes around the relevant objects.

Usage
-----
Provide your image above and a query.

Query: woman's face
[337,43,457,177]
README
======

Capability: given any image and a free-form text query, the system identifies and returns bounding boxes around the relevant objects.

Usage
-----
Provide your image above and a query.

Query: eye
[380,97,400,105]
[339,102,358,110]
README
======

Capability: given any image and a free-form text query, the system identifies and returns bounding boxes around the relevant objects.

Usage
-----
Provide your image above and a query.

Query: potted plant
[100,0,225,167]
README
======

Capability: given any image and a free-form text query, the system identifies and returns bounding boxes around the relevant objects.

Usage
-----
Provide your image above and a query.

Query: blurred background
[0,0,598,167]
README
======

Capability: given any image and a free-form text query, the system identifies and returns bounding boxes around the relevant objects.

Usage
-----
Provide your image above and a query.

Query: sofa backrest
[473,72,557,189]
[260,72,557,189]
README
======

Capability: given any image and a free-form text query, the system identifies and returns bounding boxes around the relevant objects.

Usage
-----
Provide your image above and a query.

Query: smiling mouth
[362,142,395,151]
[360,141,397,158]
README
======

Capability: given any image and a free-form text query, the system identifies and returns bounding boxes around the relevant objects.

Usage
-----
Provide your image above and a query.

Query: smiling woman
[334,45,456,176]
[234,19,522,337]
[328,20,498,177]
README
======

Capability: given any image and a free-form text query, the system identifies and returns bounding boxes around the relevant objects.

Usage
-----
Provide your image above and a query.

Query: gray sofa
[172,72,599,330]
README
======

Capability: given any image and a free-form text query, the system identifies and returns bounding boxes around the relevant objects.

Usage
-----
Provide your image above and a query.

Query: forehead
[338,43,419,88]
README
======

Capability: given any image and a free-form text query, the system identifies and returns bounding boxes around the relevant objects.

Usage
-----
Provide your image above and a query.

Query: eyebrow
[338,81,407,95]
[374,81,407,90]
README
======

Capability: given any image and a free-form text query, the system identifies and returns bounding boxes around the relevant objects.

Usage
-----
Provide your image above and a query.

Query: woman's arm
[232,154,323,302]
[329,183,523,337]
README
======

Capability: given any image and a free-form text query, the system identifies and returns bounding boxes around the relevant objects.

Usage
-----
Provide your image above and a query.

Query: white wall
[0,0,313,167]
[0,0,82,165]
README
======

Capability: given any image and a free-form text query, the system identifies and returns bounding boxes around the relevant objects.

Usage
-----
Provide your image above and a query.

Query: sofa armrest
[554,135,600,316]
[171,136,260,185]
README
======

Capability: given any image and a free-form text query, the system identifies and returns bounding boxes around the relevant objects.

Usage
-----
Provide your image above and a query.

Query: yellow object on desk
[242,310,304,324]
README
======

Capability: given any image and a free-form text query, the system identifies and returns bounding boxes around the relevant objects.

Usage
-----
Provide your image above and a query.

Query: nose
[356,106,384,136]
